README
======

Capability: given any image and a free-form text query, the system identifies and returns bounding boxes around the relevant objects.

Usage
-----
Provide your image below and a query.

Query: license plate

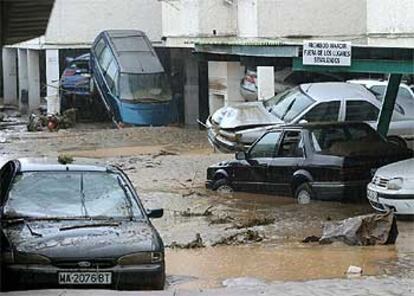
[58,272,112,285]
[367,189,378,200]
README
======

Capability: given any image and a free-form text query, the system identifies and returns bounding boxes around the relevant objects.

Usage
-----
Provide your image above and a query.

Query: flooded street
[1,122,413,292]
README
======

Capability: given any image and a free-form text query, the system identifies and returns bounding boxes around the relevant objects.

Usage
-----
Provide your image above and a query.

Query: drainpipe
[377,74,402,138]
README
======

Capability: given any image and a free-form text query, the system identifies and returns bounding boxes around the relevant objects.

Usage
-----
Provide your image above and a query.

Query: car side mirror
[147,208,164,219]
[235,151,247,160]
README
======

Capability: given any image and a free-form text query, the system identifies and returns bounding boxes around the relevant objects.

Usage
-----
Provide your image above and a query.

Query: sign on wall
[303,40,352,66]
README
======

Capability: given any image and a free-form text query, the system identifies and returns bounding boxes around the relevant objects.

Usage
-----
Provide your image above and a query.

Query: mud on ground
[1,123,413,290]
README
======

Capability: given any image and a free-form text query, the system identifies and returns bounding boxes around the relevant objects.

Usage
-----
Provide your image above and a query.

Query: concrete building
[3,0,414,122]
[1,0,54,103]
[162,0,414,117]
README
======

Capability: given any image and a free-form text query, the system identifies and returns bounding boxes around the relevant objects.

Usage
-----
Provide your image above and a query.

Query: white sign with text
[303,40,351,66]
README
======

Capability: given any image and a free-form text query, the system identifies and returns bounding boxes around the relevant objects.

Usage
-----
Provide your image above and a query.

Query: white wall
[367,0,414,34]
[238,0,258,37]
[162,0,237,37]
[45,0,162,44]
[257,0,367,38]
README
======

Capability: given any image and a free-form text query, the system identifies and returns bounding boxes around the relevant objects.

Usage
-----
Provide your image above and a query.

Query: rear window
[3,172,143,220]
[309,125,384,155]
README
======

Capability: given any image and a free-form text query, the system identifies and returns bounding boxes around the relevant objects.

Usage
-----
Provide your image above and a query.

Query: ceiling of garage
[1,0,55,45]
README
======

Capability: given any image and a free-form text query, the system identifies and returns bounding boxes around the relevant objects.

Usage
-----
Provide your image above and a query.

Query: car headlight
[387,177,403,190]
[2,252,51,265]
[118,252,163,265]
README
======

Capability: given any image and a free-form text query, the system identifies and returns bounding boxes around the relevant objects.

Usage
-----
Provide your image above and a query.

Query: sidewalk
[4,277,414,296]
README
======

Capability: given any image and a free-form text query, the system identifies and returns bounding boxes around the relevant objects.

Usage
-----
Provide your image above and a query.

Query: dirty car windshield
[120,72,172,103]
[3,172,143,219]
[264,88,315,122]
[310,125,384,155]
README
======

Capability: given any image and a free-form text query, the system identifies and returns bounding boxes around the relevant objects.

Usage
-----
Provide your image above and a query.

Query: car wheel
[151,271,166,290]
[213,178,234,193]
[387,136,407,149]
[295,183,314,205]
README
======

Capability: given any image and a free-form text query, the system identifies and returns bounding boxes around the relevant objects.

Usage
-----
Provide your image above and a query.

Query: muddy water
[166,244,398,289]
[2,124,414,291]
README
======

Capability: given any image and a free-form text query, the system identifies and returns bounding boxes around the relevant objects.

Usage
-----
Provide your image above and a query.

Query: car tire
[213,178,234,193]
[295,183,314,205]
[387,136,407,149]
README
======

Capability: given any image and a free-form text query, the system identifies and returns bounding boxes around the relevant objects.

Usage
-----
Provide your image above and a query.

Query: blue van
[90,30,175,126]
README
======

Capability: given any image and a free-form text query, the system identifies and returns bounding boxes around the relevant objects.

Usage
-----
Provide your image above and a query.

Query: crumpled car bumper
[2,263,164,291]
[207,128,250,153]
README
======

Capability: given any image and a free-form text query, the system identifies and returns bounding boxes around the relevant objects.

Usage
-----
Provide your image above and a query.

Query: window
[345,101,379,121]
[264,88,315,122]
[105,59,119,94]
[3,172,143,219]
[94,38,106,58]
[278,131,303,157]
[249,132,281,158]
[302,101,340,122]
[98,47,113,73]
[310,124,384,155]
[370,85,407,114]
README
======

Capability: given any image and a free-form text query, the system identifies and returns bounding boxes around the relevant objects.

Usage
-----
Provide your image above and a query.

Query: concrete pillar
[257,66,275,101]
[184,54,199,126]
[225,62,245,106]
[46,49,60,97]
[27,49,41,112]
[208,61,244,115]
[17,49,28,112]
[2,48,18,105]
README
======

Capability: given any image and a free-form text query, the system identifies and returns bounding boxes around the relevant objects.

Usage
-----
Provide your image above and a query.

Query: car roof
[299,82,376,101]
[348,79,411,89]
[270,121,372,131]
[16,157,109,173]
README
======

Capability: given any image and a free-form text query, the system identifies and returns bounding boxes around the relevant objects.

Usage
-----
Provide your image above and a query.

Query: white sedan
[367,158,414,215]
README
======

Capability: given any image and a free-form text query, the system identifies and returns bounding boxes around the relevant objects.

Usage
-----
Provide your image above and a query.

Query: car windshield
[3,172,144,220]
[263,88,315,122]
[309,125,385,155]
[120,72,172,103]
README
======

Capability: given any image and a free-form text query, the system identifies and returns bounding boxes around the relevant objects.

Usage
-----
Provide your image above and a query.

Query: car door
[240,131,282,193]
[267,130,305,196]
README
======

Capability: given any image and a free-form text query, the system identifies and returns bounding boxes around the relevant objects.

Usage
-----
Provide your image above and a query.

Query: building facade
[2,0,414,122]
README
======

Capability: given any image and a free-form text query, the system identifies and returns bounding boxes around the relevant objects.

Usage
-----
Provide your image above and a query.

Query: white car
[348,79,414,118]
[367,158,414,215]
[207,82,414,153]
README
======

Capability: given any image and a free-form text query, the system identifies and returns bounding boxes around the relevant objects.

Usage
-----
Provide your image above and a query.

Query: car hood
[375,157,414,179]
[4,220,162,259]
[210,102,282,129]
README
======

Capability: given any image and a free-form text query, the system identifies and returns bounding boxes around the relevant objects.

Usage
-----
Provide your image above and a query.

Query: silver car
[207,82,414,153]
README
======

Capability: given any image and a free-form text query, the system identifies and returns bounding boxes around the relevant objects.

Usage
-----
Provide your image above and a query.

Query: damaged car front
[0,158,165,291]
[206,86,315,153]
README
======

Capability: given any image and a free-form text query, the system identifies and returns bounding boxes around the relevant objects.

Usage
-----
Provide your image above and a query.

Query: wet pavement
[1,120,414,293]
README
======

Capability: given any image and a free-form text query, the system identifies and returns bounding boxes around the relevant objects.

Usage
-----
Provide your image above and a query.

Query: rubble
[27,108,78,132]
[169,233,205,249]
[178,206,214,217]
[319,211,398,246]
[212,230,264,246]
[231,216,275,229]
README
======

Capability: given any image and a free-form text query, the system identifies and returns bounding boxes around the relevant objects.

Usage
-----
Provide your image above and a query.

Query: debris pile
[303,211,398,246]
[212,230,264,246]
[169,233,205,249]
[27,108,78,132]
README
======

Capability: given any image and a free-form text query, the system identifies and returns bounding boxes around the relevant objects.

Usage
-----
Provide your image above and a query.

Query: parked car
[348,79,414,118]
[207,82,414,153]
[206,122,412,203]
[0,158,165,291]
[367,158,414,215]
[240,68,343,101]
[90,30,175,126]
[60,53,91,110]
